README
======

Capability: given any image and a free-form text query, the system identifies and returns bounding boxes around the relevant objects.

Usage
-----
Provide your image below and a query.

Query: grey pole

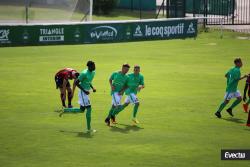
[25,0,29,24]
[131,0,133,11]
[139,0,142,19]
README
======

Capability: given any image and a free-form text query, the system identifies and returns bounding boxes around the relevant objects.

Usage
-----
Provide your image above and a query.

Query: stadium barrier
[0,18,197,47]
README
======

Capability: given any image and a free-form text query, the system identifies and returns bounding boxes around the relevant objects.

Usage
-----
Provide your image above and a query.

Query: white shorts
[112,92,122,106]
[78,90,91,107]
[224,90,241,100]
[125,93,139,104]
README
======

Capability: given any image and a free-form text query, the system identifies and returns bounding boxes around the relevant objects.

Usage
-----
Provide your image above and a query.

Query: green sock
[247,99,250,105]
[64,108,82,113]
[86,107,91,130]
[229,99,242,109]
[114,104,128,116]
[217,102,227,113]
[133,104,139,118]
[111,106,119,116]
[107,107,114,118]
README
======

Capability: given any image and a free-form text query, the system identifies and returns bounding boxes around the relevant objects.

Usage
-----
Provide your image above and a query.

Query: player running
[104,63,130,126]
[114,65,145,124]
[215,58,249,118]
[60,61,97,133]
[55,68,79,108]
[242,75,250,113]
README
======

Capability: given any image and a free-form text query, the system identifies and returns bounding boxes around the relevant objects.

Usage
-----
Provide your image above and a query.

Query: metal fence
[157,0,250,25]
[186,0,250,25]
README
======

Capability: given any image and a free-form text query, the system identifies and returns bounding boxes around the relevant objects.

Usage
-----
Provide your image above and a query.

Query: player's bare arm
[90,84,96,92]
[239,74,249,81]
[137,85,145,91]
[75,79,90,95]
[230,74,248,84]
[119,86,128,95]
[109,79,115,91]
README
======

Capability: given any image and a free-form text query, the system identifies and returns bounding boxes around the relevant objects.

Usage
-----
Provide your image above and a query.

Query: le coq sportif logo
[0,29,9,41]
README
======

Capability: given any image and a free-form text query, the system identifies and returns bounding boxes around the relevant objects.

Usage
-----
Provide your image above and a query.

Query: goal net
[0,0,93,24]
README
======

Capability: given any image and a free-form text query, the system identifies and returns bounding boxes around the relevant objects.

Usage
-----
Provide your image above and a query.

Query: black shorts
[55,76,70,89]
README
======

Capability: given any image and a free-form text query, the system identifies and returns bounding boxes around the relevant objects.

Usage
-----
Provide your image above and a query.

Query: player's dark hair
[75,72,79,78]
[134,65,140,69]
[234,58,242,64]
[87,60,95,67]
[123,63,130,68]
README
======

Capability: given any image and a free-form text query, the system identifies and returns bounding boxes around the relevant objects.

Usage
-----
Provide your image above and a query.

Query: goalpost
[89,0,93,21]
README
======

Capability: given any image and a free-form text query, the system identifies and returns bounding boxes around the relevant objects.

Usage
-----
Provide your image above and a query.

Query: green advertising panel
[84,23,124,43]
[0,19,197,47]
[0,24,85,46]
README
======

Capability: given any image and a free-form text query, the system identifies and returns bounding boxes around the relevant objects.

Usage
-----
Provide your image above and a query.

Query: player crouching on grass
[113,65,145,124]
[242,75,250,127]
[243,75,250,113]
[247,111,250,127]
[55,68,79,108]
[104,63,130,126]
[215,58,249,118]
[59,61,97,133]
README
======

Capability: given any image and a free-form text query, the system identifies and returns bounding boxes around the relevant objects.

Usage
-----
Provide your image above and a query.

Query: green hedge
[93,0,119,15]
[117,0,156,11]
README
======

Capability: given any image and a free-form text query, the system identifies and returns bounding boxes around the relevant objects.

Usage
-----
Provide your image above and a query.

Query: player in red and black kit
[243,75,250,126]
[55,68,79,108]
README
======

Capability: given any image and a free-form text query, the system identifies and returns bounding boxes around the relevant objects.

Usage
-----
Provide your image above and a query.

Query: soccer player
[104,63,130,126]
[60,61,97,133]
[243,75,250,127]
[214,58,248,118]
[114,65,145,124]
[55,68,79,108]
[242,75,250,113]
[247,112,250,127]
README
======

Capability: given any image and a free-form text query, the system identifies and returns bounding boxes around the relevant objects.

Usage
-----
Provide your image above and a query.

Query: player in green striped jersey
[104,64,130,126]
[114,65,145,124]
[215,58,249,118]
[59,61,97,133]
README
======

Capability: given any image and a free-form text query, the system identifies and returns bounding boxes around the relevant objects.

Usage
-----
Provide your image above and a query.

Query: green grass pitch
[0,31,250,167]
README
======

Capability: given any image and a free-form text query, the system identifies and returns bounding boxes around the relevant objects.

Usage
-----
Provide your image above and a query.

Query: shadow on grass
[77,132,93,139]
[221,117,245,124]
[244,127,250,131]
[110,123,144,134]
[59,130,93,139]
